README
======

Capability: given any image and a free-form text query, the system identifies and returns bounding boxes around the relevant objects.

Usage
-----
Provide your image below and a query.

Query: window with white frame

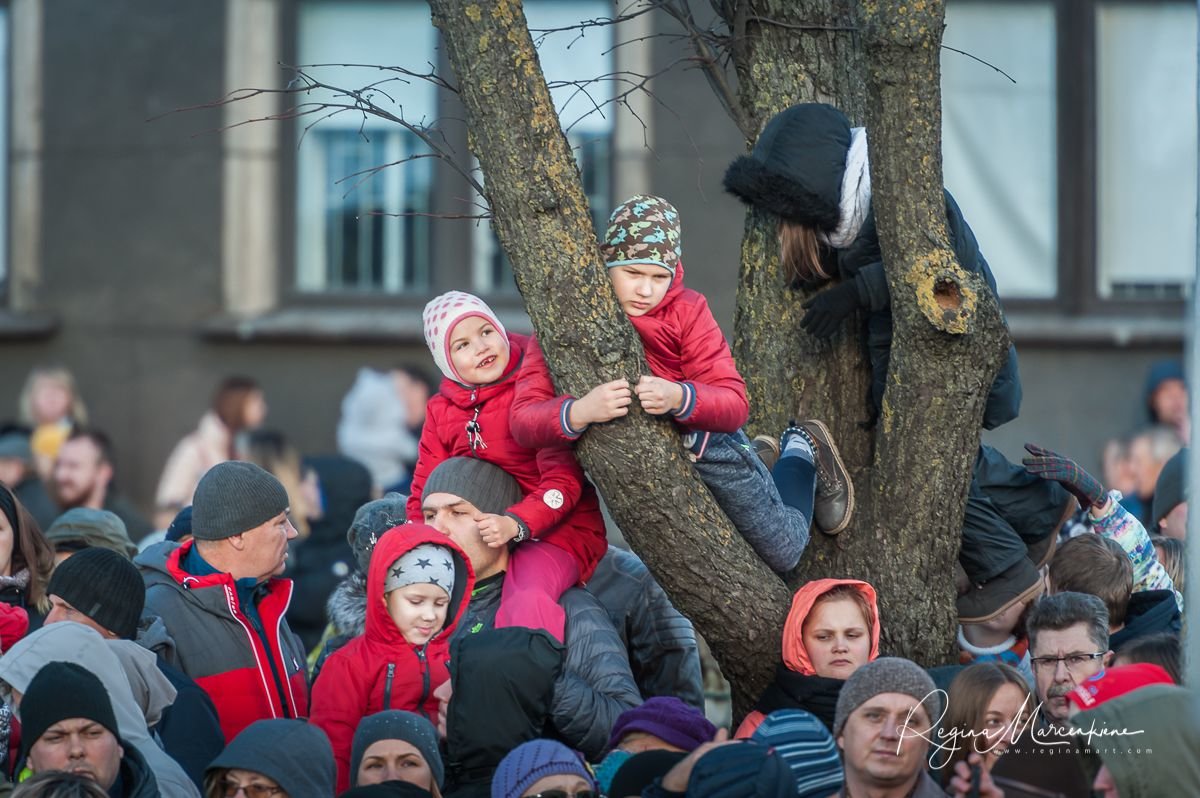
[1095,2,1196,300]
[471,0,614,294]
[294,1,436,294]
[942,2,1057,300]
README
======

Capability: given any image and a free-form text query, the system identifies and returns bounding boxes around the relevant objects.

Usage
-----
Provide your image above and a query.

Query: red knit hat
[1066,663,1175,711]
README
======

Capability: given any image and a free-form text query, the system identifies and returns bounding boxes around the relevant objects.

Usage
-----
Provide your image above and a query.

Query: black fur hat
[723,103,852,230]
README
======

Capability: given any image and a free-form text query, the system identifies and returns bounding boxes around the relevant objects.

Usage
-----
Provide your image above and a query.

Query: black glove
[801,280,860,339]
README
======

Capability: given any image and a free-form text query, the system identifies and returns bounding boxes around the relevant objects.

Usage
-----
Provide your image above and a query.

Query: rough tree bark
[426,0,791,710]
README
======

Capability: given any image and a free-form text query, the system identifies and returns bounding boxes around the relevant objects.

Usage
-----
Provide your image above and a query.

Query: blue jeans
[691,430,815,572]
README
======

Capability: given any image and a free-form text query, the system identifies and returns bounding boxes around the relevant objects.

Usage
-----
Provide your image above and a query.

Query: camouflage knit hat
[599,194,682,276]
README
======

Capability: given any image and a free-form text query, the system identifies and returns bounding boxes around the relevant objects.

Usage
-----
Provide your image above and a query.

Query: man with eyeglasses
[1025,592,1112,726]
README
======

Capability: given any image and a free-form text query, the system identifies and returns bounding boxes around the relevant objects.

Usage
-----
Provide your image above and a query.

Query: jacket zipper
[383,663,395,710]
[416,645,431,719]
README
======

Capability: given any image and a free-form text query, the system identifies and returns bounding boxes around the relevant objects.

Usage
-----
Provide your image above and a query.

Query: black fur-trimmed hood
[723,102,851,230]
[325,572,367,639]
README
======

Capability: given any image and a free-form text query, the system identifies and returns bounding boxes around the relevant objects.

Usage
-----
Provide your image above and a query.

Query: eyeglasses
[521,791,598,798]
[221,782,282,798]
[1029,652,1105,673]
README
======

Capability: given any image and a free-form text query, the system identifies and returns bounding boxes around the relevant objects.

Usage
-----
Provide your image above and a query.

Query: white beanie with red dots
[422,291,508,385]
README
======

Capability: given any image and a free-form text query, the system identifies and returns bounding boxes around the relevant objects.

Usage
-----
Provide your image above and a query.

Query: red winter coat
[310,524,474,793]
[406,333,608,582]
[510,264,749,448]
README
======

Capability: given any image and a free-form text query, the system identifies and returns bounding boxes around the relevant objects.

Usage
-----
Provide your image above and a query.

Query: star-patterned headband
[384,543,456,596]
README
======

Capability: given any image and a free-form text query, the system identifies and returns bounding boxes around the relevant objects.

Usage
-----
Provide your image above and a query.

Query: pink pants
[494,541,579,643]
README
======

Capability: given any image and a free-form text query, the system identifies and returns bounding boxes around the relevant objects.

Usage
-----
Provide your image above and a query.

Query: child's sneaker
[790,420,854,535]
[751,435,780,470]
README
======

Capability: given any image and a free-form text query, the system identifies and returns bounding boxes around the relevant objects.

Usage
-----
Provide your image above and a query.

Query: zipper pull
[465,407,487,453]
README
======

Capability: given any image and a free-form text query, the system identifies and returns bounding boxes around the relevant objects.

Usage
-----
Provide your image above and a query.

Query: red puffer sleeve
[670,294,749,432]
[406,398,451,522]
[504,445,589,537]
[511,335,581,448]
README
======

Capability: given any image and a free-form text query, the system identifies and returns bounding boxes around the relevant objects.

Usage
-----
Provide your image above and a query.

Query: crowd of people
[0,102,1194,798]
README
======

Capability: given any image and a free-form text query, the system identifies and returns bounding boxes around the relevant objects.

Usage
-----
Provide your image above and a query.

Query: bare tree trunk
[427,0,791,709]
[851,0,1010,656]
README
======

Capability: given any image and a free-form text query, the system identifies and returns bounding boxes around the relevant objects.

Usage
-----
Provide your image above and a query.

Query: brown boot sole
[957,567,1045,624]
[801,419,855,535]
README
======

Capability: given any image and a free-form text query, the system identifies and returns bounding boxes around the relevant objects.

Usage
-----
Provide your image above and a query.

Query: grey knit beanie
[833,657,941,737]
[384,543,456,596]
[348,492,408,573]
[350,710,444,788]
[423,457,522,516]
[192,461,290,540]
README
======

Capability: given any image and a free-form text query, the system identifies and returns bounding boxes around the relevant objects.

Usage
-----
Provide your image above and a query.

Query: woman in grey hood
[0,622,201,798]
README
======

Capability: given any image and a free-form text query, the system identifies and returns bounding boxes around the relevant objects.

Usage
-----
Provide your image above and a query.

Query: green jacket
[1075,683,1200,796]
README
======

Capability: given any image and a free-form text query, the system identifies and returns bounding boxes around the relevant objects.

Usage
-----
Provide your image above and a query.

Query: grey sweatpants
[691,430,814,572]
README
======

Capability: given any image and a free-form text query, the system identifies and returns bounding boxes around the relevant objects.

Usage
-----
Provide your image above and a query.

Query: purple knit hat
[606,696,717,753]
[491,739,595,798]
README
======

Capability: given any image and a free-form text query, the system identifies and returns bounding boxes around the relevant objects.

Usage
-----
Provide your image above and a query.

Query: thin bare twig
[940,45,1017,84]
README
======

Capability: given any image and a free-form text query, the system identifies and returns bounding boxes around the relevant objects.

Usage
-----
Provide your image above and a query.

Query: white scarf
[819,127,871,249]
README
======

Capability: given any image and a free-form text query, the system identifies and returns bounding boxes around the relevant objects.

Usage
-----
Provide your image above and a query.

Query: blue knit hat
[752,710,843,798]
[491,740,594,798]
[686,741,796,798]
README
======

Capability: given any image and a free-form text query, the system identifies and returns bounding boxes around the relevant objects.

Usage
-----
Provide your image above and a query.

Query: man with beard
[1025,592,1111,728]
[53,429,152,544]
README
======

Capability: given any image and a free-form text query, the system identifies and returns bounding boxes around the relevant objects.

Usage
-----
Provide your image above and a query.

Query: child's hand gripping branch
[568,378,633,429]
[634,375,684,416]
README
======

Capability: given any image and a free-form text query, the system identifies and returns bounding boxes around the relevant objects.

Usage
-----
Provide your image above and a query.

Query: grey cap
[423,457,522,516]
[348,492,408,573]
[0,430,31,462]
[350,710,443,788]
[833,657,941,737]
[192,461,290,540]
[208,719,335,797]
[45,508,137,558]
[1153,447,1187,523]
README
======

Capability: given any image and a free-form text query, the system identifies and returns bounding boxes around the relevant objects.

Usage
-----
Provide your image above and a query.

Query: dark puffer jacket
[443,628,564,798]
[724,102,1021,429]
[286,454,374,652]
[136,541,309,743]
[453,573,641,760]
[586,546,703,709]
[110,741,160,798]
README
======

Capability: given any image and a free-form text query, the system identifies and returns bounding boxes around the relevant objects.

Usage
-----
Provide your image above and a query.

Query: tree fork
[427,0,791,709]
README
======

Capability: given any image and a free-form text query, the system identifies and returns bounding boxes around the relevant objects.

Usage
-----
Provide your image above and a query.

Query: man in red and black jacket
[137,461,309,742]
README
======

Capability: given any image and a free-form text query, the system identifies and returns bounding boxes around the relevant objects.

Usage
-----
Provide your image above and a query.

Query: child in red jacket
[511,194,853,572]
[310,524,474,792]
[407,290,608,641]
